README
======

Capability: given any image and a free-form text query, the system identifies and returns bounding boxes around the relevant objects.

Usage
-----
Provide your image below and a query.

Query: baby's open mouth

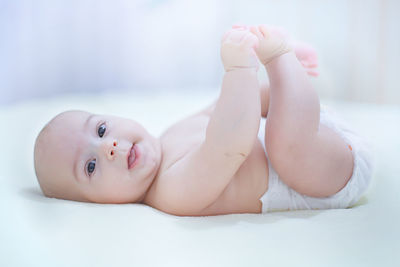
[127,144,137,169]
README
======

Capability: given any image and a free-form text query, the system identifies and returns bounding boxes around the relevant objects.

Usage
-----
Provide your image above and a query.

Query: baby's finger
[227,29,249,43]
[258,25,270,38]
[221,29,237,43]
[241,32,259,49]
[249,25,263,39]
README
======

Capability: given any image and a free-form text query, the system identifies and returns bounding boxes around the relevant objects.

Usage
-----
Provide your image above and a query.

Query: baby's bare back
[143,111,269,216]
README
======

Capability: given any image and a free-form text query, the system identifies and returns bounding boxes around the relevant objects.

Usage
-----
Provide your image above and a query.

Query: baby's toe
[258,25,269,38]
[294,42,318,66]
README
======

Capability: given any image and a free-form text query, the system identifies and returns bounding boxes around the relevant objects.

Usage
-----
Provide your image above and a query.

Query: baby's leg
[264,46,353,198]
[260,39,319,117]
[263,26,319,76]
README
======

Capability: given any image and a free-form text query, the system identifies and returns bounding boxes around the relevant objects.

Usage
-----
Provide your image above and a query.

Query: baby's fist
[249,25,292,65]
[220,27,259,72]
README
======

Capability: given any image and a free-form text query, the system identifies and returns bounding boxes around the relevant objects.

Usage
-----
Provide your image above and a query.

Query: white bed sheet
[1,90,399,267]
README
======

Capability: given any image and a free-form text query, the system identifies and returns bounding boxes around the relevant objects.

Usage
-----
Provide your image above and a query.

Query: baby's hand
[220,27,259,72]
[249,25,292,65]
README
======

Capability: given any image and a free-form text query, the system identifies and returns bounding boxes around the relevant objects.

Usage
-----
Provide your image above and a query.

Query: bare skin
[34,25,353,216]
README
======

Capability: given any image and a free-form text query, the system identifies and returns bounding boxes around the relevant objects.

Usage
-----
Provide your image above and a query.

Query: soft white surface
[1,90,399,267]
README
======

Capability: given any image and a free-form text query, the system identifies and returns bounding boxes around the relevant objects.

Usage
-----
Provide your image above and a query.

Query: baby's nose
[106,140,118,160]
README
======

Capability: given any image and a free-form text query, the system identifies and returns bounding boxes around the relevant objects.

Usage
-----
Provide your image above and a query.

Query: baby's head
[34,110,162,203]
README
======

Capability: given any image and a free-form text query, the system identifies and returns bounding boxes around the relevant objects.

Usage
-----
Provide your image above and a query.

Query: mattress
[1,89,399,267]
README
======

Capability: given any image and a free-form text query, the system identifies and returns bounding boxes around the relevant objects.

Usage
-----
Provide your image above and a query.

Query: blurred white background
[0,0,399,105]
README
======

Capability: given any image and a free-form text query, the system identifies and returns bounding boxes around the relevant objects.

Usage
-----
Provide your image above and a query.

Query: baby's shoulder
[159,114,208,172]
[162,113,209,136]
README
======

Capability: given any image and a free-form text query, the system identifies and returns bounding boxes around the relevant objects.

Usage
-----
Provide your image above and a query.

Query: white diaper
[258,105,374,212]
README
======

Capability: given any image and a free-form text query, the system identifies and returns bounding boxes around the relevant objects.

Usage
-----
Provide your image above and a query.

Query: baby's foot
[248,25,292,65]
[246,24,319,77]
[264,26,319,77]
[292,41,319,77]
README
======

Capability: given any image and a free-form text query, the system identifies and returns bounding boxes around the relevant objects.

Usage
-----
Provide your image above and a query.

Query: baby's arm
[206,28,260,158]
[198,81,269,118]
[152,28,261,215]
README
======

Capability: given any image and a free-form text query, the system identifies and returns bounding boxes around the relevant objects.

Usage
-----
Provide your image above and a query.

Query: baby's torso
[150,113,269,216]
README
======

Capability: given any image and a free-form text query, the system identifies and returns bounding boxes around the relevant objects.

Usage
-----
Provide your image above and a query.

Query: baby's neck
[139,138,163,204]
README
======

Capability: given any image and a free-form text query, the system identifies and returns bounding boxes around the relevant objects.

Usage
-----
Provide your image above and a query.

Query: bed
[1,89,399,267]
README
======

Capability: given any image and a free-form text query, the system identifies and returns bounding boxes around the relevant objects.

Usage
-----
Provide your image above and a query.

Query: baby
[34,25,373,216]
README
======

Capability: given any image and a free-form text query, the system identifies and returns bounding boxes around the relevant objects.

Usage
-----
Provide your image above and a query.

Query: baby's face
[35,110,162,203]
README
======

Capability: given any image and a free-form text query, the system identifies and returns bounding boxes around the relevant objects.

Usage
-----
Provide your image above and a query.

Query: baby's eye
[86,159,96,176]
[98,123,106,138]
